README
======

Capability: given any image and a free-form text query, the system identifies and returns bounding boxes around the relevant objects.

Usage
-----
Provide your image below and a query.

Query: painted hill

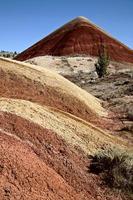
[0,57,123,130]
[0,57,131,199]
[15,16,133,63]
[0,98,127,200]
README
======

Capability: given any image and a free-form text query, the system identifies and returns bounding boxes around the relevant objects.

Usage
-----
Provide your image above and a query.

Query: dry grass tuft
[89,148,133,198]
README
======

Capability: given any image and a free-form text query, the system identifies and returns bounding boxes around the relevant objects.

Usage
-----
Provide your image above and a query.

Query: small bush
[95,47,109,78]
[89,148,133,196]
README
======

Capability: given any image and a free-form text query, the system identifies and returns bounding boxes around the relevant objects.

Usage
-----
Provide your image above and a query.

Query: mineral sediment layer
[0,57,130,199]
[15,16,133,63]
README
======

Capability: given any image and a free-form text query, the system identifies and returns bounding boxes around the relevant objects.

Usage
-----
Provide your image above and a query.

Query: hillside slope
[0,57,132,199]
[15,16,133,63]
[0,99,127,200]
[0,57,122,130]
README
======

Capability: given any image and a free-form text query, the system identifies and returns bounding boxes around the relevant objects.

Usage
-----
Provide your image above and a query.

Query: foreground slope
[0,58,131,199]
[15,16,133,63]
[0,98,129,200]
[0,98,127,155]
[0,57,121,130]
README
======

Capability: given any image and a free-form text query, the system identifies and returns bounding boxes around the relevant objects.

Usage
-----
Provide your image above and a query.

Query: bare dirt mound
[0,57,122,130]
[15,16,133,63]
[0,57,130,200]
[0,100,126,200]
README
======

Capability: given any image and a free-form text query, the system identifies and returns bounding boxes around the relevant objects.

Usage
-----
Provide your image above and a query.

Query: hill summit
[15,16,133,63]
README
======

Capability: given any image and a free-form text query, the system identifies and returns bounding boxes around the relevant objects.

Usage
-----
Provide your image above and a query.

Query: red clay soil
[15,17,133,63]
[0,111,123,200]
[0,131,82,200]
[0,68,123,131]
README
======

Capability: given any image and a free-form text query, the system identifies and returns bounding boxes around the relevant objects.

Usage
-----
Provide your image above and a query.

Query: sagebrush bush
[89,148,133,196]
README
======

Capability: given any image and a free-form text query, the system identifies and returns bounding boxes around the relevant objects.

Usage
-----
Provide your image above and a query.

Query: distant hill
[15,16,133,63]
[0,50,18,59]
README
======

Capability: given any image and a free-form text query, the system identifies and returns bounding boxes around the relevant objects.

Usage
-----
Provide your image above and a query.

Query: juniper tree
[95,47,110,78]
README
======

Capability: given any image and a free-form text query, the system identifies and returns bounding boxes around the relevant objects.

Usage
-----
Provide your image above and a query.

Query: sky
[0,0,133,52]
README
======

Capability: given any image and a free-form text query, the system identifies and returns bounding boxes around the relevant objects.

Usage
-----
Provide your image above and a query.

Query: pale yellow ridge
[0,98,128,155]
[0,57,107,117]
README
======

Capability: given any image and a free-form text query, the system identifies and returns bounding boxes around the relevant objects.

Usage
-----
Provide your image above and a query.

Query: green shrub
[89,148,133,197]
[95,48,109,78]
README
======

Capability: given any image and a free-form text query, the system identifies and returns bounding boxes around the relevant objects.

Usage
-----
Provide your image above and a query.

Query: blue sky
[0,0,133,52]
